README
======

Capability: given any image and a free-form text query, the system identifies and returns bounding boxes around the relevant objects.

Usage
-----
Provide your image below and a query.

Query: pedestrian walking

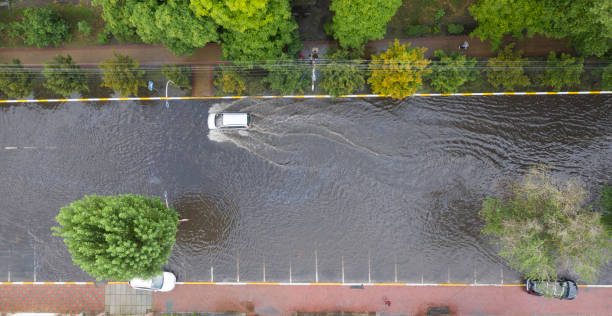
[459,40,469,50]
[383,296,392,307]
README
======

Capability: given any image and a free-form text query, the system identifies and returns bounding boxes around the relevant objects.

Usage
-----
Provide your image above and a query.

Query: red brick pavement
[0,284,104,314]
[154,284,612,316]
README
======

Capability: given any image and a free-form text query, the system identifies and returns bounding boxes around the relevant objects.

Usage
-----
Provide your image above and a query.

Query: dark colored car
[526,279,578,300]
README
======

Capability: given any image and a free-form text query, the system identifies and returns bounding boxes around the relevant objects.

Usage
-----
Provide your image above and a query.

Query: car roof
[222,113,248,126]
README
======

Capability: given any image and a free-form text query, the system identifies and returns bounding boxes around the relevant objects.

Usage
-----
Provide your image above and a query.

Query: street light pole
[165,80,175,108]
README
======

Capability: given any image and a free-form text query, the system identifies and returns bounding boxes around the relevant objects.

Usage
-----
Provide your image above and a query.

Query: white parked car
[208,112,252,130]
[129,271,176,292]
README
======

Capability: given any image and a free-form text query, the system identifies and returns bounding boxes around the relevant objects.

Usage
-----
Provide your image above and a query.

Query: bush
[264,62,311,95]
[368,39,431,99]
[600,185,612,237]
[42,55,89,97]
[480,166,612,283]
[0,59,34,98]
[405,24,430,37]
[98,29,111,44]
[486,43,530,91]
[77,20,92,36]
[602,64,612,90]
[320,49,365,97]
[447,24,464,35]
[428,50,479,93]
[99,52,145,97]
[539,51,584,91]
[214,68,246,96]
[52,194,178,280]
[162,65,192,90]
[11,7,70,48]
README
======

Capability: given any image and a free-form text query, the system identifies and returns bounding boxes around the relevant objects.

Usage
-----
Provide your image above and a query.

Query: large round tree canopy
[53,194,179,280]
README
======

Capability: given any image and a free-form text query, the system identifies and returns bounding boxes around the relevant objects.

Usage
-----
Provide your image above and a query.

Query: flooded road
[0,96,610,283]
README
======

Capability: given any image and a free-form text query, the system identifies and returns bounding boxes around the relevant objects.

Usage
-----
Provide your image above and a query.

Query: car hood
[207,114,217,129]
[160,272,176,292]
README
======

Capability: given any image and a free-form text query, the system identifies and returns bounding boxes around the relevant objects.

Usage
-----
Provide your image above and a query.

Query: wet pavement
[154,284,612,315]
[0,96,610,284]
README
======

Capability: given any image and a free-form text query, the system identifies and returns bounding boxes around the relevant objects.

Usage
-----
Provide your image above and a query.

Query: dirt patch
[292,0,333,41]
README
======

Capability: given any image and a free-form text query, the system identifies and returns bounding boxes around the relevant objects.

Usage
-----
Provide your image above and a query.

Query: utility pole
[165,80,175,108]
[311,48,318,92]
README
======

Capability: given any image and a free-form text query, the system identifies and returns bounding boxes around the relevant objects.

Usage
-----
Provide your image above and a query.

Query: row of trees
[481,167,612,284]
[91,0,301,59]
[0,54,191,98]
[214,40,611,99]
[469,0,612,57]
[90,0,405,59]
[1,45,608,99]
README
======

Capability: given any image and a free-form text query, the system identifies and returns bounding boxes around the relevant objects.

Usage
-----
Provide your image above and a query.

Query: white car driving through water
[208,112,252,130]
[129,271,176,292]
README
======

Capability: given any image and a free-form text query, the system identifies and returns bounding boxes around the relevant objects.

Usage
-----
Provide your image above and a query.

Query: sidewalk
[0,283,104,314]
[300,35,572,59]
[154,284,612,316]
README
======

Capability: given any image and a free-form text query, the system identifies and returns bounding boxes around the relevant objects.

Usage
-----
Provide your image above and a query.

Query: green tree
[219,0,300,61]
[93,0,219,55]
[162,65,192,90]
[42,55,89,97]
[428,50,479,93]
[189,0,269,33]
[486,44,530,91]
[52,194,178,280]
[540,52,584,91]
[77,21,92,36]
[320,49,365,97]
[602,64,612,90]
[600,185,612,238]
[99,53,145,97]
[11,7,70,48]
[327,0,401,49]
[469,0,612,56]
[264,62,311,95]
[368,39,431,99]
[481,167,612,283]
[0,59,34,99]
[214,68,246,95]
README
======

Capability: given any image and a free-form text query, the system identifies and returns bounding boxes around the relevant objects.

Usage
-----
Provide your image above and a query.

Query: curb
[3,281,612,287]
[0,91,611,104]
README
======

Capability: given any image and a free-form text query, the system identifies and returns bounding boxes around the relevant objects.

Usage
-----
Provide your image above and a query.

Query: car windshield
[215,114,223,128]
[151,275,164,289]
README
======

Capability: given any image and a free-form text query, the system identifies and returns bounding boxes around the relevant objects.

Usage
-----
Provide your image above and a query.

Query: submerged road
[0,96,610,283]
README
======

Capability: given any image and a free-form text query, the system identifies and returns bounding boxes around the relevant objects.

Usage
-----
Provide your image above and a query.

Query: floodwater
[0,96,610,283]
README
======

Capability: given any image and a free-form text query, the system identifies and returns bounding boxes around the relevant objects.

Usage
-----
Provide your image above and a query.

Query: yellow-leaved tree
[367,39,430,99]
